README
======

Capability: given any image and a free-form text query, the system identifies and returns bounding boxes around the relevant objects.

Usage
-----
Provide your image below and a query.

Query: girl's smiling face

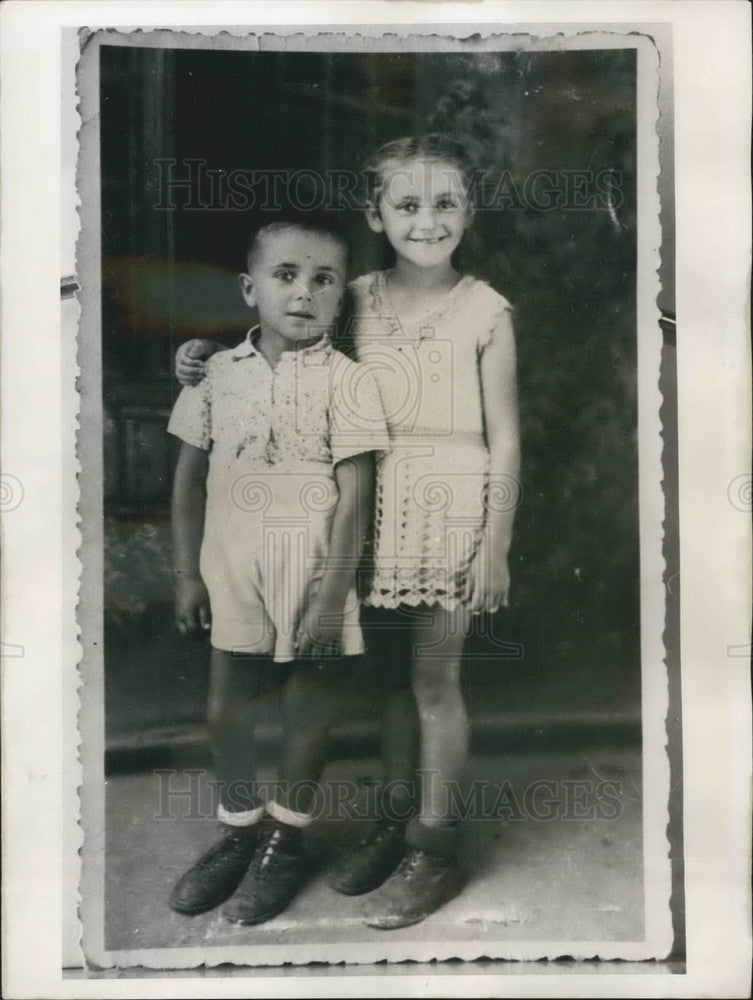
[366,157,473,269]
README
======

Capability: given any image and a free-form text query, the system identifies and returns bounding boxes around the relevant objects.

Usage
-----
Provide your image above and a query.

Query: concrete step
[106,709,641,773]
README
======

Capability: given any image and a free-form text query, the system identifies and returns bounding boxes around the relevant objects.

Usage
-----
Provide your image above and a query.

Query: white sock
[217,802,265,827]
[266,798,314,829]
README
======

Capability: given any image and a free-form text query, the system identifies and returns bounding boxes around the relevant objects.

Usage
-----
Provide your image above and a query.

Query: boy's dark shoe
[360,848,466,929]
[168,826,261,916]
[222,826,312,925]
[328,820,406,896]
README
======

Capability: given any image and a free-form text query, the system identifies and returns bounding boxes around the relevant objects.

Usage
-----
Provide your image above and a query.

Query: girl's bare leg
[410,605,471,826]
[360,606,470,928]
[327,610,419,897]
[360,606,420,812]
[381,686,420,814]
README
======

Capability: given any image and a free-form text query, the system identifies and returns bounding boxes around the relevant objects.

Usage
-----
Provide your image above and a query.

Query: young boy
[167,215,389,925]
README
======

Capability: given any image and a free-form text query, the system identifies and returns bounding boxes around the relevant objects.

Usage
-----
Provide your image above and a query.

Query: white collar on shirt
[230,325,333,362]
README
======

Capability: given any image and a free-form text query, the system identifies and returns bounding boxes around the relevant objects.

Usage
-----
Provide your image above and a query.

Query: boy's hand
[466,539,510,614]
[175,574,211,634]
[296,600,342,658]
[176,339,216,386]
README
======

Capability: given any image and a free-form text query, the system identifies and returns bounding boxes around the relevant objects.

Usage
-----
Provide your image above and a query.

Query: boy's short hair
[245,212,351,271]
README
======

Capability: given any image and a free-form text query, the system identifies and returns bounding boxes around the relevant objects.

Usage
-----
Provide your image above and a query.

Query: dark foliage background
[100,45,640,746]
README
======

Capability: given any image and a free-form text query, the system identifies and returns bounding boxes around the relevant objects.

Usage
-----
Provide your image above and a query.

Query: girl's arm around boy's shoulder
[175,337,232,386]
[343,272,380,319]
[346,273,375,298]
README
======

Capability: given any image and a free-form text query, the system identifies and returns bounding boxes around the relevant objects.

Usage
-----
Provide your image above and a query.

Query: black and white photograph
[0,1,750,994]
[75,24,676,969]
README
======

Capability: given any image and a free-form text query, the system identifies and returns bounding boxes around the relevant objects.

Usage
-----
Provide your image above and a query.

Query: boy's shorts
[200,463,364,662]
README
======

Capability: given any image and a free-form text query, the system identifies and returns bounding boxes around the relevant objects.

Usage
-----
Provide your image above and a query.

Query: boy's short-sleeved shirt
[167,329,390,660]
[167,327,390,471]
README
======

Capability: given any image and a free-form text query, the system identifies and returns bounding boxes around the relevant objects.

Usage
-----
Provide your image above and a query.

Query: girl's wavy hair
[363,133,478,207]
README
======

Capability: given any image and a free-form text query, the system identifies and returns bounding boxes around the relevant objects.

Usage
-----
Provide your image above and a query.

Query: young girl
[176,134,520,929]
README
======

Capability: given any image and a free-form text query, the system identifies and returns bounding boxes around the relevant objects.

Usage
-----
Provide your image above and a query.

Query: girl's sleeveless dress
[348,271,512,611]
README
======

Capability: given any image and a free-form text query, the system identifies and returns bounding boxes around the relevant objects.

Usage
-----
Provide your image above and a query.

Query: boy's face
[366,157,473,269]
[240,227,347,346]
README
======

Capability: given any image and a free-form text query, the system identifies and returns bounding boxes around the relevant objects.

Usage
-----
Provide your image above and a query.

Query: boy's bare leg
[223,656,349,926]
[207,647,287,816]
[274,657,349,816]
[169,647,286,915]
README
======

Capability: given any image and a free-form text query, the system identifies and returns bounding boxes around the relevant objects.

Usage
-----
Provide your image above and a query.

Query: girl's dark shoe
[168,826,261,915]
[328,820,406,895]
[222,826,312,925]
[361,848,466,929]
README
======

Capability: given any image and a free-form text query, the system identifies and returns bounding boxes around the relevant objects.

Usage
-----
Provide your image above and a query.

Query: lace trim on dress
[365,590,467,611]
[368,270,476,340]
[361,272,400,336]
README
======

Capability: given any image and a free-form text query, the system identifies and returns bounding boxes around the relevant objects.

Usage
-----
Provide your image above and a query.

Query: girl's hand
[466,541,510,614]
[296,601,342,659]
[175,339,216,386]
[175,574,211,634]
